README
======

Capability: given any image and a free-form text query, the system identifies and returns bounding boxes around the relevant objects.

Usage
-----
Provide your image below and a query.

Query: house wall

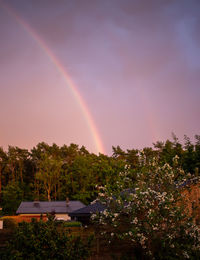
[55,214,71,221]
[19,214,42,217]
[181,182,200,223]
[16,213,71,222]
[0,221,3,229]
[19,213,71,221]
[3,215,47,223]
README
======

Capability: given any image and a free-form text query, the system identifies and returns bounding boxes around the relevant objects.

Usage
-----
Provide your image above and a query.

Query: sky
[0,0,199,155]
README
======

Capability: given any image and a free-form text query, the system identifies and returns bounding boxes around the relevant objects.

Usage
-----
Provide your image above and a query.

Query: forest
[0,134,200,215]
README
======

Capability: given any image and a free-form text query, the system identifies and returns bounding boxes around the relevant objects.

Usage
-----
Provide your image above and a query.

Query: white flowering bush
[92,153,200,259]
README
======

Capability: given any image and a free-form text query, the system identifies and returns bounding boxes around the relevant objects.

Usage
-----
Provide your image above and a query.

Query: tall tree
[2,181,23,215]
[0,147,7,202]
[36,154,62,201]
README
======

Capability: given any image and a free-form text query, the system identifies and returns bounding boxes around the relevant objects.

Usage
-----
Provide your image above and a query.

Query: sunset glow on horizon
[0,0,199,154]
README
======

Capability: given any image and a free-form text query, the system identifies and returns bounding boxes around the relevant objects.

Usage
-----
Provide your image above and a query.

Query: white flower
[183,251,189,259]
[132,217,138,224]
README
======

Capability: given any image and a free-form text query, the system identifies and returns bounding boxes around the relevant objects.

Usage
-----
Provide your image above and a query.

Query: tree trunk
[11,164,15,182]
[47,188,51,201]
[54,184,57,200]
[0,166,1,202]
[20,163,23,184]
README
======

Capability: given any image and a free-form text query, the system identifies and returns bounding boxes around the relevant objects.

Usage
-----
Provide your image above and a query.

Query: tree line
[0,134,200,215]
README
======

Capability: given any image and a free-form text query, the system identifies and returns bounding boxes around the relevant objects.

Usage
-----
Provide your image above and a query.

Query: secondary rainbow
[2,2,105,154]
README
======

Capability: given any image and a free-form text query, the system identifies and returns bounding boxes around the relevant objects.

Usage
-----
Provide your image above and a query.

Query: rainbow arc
[2,2,104,154]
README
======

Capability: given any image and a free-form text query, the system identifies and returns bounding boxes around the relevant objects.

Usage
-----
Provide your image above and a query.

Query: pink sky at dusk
[0,0,200,155]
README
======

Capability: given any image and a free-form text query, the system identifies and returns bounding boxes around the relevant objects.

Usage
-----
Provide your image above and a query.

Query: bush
[1,217,17,229]
[54,218,82,227]
[2,217,93,260]
[63,221,82,227]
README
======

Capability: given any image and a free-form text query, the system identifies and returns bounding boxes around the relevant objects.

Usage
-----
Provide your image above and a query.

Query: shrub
[2,217,17,229]
[54,220,82,227]
[63,221,82,227]
[2,217,92,260]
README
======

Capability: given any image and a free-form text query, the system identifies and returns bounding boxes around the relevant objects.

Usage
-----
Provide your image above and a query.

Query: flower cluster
[92,152,200,259]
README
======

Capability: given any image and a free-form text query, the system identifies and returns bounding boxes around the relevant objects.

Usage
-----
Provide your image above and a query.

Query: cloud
[1,0,200,154]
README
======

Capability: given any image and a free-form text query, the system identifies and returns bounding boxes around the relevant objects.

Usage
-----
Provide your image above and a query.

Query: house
[69,200,106,224]
[16,200,86,221]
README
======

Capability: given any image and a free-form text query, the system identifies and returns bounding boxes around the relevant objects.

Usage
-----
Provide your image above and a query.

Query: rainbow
[1,2,105,154]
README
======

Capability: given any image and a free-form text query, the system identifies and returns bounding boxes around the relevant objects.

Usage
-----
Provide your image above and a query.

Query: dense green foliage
[1,217,92,260]
[55,221,82,227]
[0,143,125,214]
[0,134,200,214]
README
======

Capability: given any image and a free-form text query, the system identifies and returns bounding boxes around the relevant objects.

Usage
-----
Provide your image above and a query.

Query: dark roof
[177,177,200,189]
[69,200,106,217]
[69,189,135,217]
[16,201,86,215]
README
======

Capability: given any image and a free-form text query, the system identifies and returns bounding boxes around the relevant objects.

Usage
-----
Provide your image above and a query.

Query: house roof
[177,177,200,189]
[16,201,86,215]
[69,200,106,217]
[69,189,135,217]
